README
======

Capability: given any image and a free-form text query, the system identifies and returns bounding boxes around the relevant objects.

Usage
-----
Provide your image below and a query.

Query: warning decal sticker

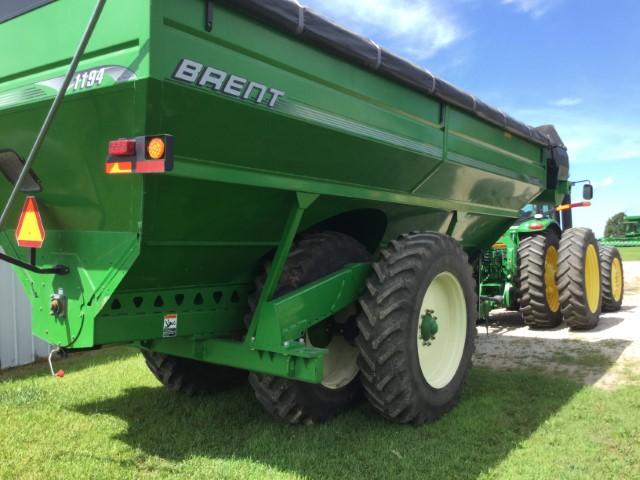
[163,314,178,338]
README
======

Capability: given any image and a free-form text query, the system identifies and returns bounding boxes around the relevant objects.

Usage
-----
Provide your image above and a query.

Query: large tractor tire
[517,232,562,328]
[248,231,370,424]
[558,228,602,330]
[600,245,624,312]
[357,233,476,424]
[142,350,246,396]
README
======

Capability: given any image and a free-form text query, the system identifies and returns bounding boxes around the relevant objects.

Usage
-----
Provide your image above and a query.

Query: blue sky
[303,0,640,236]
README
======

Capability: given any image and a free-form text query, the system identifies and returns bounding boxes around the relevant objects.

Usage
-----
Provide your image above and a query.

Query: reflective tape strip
[105,161,133,174]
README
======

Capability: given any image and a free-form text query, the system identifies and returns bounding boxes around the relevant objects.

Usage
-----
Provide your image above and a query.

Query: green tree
[604,212,625,237]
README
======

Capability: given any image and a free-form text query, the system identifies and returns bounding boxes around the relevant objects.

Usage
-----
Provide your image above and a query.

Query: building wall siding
[0,260,49,369]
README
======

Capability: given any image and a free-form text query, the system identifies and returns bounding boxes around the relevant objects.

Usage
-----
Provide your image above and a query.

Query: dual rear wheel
[518,232,562,328]
[600,245,624,312]
[249,231,477,424]
[517,228,623,331]
[357,233,476,424]
[142,230,477,425]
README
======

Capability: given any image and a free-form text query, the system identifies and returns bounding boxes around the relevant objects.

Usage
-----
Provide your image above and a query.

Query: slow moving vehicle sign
[15,196,45,249]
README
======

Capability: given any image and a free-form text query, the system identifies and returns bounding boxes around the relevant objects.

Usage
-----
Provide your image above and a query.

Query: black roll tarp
[218,0,563,149]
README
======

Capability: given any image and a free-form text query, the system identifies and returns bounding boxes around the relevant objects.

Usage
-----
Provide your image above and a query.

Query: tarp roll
[219,0,564,149]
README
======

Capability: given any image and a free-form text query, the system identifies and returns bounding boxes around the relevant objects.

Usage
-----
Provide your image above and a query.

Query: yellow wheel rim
[544,246,560,312]
[611,257,623,302]
[585,244,600,313]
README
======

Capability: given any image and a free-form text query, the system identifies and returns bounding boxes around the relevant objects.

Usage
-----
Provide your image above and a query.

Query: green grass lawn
[1,348,640,479]
[620,247,640,262]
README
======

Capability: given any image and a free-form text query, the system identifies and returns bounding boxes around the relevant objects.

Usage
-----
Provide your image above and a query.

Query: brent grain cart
[0,0,594,424]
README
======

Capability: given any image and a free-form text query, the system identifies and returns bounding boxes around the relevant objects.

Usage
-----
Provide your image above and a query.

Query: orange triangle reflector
[15,196,45,249]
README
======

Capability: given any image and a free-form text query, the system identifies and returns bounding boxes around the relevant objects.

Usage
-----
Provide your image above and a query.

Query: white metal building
[0,259,49,369]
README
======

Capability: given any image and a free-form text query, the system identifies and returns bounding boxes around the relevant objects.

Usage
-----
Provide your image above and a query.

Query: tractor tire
[248,231,370,424]
[558,228,602,330]
[142,350,246,396]
[600,245,624,312]
[357,233,476,425]
[517,232,562,328]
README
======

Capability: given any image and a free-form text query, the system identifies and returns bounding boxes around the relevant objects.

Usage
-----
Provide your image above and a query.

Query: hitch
[480,295,504,303]
[0,251,69,275]
[479,295,504,335]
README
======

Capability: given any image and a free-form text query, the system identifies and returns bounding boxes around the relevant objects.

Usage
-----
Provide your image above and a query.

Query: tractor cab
[512,203,561,231]
[624,218,639,236]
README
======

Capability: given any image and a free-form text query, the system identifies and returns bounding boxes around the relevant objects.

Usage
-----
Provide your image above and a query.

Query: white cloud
[552,97,583,107]
[593,176,615,188]
[564,128,640,164]
[501,0,561,18]
[302,0,461,60]
[512,107,640,164]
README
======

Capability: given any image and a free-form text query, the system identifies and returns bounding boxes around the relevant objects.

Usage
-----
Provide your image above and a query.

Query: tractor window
[518,205,536,220]
[0,0,57,24]
[539,204,554,217]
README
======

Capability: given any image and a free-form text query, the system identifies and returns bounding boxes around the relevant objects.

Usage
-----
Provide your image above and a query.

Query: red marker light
[108,139,136,156]
[529,223,544,230]
[106,135,173,174]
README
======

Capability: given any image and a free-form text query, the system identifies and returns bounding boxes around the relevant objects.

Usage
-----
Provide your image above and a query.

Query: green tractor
[601,215,640,247]
[480,183,625,330]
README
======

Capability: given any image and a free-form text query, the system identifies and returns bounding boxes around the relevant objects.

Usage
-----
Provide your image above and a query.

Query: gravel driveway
[474,261,640,388]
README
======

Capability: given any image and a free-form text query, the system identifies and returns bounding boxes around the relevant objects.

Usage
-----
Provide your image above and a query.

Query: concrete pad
[474,261,640,389]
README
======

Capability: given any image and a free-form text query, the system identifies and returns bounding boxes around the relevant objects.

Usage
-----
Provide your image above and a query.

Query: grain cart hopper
[601,215,640,247]
[479,181,624,330]
[0,0,591,424]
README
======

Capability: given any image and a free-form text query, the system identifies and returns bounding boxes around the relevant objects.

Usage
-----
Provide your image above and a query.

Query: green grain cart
[0,0,603,424]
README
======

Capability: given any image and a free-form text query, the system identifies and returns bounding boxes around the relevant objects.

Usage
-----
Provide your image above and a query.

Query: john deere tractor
[480,182,624,330]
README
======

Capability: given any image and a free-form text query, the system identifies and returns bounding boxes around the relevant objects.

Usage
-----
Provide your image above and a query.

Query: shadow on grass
[73,367,582,479]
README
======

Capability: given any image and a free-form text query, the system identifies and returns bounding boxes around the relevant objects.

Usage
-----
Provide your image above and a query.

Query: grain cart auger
[480,181,624,331]
[0,0,578,424]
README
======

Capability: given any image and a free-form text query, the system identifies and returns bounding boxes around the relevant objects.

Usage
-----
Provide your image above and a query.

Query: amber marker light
[147,137,166,160]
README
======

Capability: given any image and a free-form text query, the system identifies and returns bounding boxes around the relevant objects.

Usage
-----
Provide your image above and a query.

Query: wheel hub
[416,272,467,389]
[420,310,439,345]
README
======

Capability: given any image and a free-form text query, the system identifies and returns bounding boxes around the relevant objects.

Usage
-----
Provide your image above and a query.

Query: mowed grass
[1,348,640,480]
[620,247,640,261]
